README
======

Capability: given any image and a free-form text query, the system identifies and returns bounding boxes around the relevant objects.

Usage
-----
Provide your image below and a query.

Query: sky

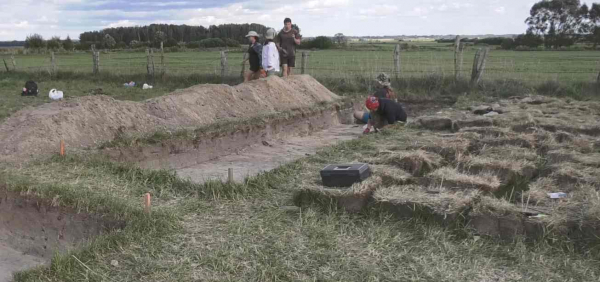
[0,0,597,41]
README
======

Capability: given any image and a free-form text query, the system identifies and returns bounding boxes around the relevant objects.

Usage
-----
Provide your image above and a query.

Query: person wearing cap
[353,73,398,124]
[374,73,397,101]
[262,28,281,77]
[243,31,265,82]
[362,96,407,134]
[275,18,301,77]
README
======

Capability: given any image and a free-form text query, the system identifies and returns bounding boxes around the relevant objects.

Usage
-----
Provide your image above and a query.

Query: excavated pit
[105,104,360,183]
[0,189,120,281]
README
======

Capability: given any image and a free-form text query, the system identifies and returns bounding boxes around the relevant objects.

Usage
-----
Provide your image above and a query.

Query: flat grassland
[3,42,599,82]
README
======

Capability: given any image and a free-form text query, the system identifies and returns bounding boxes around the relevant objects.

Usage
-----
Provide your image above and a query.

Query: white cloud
[5,0,594,40]
[105,20,138,28]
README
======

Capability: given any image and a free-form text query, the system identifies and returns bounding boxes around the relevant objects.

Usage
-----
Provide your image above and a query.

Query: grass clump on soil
[373,184,477,226]
[366,150,443,177]
[421,167,501,193]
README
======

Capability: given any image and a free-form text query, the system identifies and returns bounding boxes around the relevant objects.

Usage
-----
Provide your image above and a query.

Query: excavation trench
[104,103,361,183]
[0,189,121,282]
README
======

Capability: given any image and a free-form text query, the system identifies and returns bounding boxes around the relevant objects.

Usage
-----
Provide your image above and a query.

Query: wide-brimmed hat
[375,72,391,87]
[265,28,276,40]
[245,31,260,38]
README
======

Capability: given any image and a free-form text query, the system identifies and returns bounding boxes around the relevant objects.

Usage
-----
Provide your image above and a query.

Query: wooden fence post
[470,48,489,86]
[301,51,309,74]
[160,42,165,76]
[394,44,401,79]
[146,49,151,76]
[96,51,100,74]
[51,52,56,75]
[11,53,16,70]
[2,58,9,72]
[454,36,461,80]
[241,52,248,80]
[220,51,228,81]
[150,48,155,78]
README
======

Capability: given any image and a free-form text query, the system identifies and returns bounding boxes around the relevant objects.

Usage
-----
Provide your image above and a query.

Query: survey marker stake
[144,193,151,214]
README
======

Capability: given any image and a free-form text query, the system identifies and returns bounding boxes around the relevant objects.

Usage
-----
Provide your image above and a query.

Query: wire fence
[2,47,600,84]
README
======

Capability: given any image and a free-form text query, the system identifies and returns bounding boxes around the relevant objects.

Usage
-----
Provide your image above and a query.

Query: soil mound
[0,75,339,163]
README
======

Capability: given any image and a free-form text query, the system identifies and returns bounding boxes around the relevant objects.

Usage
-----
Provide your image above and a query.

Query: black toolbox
[320,164,371,188]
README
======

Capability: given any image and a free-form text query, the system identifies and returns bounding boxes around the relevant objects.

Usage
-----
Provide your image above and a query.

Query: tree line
[24,23,274,51]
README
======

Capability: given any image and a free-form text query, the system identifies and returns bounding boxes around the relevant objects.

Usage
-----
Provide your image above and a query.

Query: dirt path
[0,244,44,282]
[176,125,361,183]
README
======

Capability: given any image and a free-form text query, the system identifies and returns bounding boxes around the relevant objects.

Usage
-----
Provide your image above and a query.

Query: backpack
[22,81,38,96]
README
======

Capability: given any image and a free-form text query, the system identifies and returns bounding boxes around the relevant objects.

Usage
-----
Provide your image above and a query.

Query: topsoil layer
[0,75,339,163]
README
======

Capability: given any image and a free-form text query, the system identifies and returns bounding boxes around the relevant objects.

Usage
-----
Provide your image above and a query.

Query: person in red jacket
[363,96,407,134]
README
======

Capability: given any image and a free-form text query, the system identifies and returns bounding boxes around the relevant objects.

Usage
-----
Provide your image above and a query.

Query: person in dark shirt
[275,18,301,77]
[374,73,397,101]
[363,96,407,134]
[243,31,265,82]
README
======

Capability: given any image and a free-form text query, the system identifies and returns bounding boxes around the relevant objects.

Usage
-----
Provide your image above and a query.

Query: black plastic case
[320,164,371,188]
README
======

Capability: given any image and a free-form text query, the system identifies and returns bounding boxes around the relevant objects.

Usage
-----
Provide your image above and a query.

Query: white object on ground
[548,192,567,199]
[49,89,63,100]
[483,111,499,117]
[142,83,153,90]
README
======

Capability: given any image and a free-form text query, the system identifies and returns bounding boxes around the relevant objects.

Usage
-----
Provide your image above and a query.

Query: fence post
[51,52,56,75]
[150,48,155,78]
[146,49,151,76]
[301,51,309,74]
[220,51,228,82]
[241,52,247,81]
[160,42,165,76]
[11,53,16,70]
[393,44,401,79]
[454,36,461,80]
[470,48,489,86]
[2,58,9,72]
[95,51,100,74]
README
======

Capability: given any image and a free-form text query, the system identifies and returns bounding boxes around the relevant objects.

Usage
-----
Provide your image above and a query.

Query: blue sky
[0,0,597,41]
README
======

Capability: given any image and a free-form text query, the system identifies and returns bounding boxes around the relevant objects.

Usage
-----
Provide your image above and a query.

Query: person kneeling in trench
[355,96,407,134]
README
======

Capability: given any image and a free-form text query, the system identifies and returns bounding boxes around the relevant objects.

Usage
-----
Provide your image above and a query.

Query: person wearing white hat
[262,28,280,77]
[243,31,265,81]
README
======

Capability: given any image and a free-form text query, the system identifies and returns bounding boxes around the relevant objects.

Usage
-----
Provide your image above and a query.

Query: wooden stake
[454,35,461,80]
[2,58,9,72]
[241,52,248,80]
[51,52,56,74]
[144,193,151,214]
[10,54,16,70]
[393,44,401,79]
[220,51,228,81]
[228,168,234,183]
[160,42,165,76]
[146,49,151,75]
[60,140,65,156]
[301,51,309,74]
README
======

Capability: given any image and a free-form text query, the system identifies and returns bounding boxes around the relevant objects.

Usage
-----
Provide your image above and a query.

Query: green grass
[6,126,600,281]
[3,45,600,83]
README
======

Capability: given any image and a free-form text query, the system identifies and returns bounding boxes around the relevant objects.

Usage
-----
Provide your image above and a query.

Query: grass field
[1,65,600,280]
[4,114,600,281]
[2,43,600,83]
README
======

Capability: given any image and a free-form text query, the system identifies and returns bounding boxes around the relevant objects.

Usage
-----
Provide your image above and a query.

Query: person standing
[262,28,280,77]
[243,31,265,82]
[275,18,301,77]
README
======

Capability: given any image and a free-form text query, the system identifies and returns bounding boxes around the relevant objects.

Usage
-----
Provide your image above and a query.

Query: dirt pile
[0,75,339,163]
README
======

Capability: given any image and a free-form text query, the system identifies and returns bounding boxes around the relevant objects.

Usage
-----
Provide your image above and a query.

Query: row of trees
[78,23,271,49]
[525,0,600,48]
[25,34,75,50]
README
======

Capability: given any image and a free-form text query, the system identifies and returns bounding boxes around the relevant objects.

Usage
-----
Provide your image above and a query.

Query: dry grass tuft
[373,184,477,224]
[549,163,600,191]
[369,150,443,177]
[460,156,537,183]
[421,167,501,193]
[456,117,493,129]
[294,175,383,213]
[460,126,511,138]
